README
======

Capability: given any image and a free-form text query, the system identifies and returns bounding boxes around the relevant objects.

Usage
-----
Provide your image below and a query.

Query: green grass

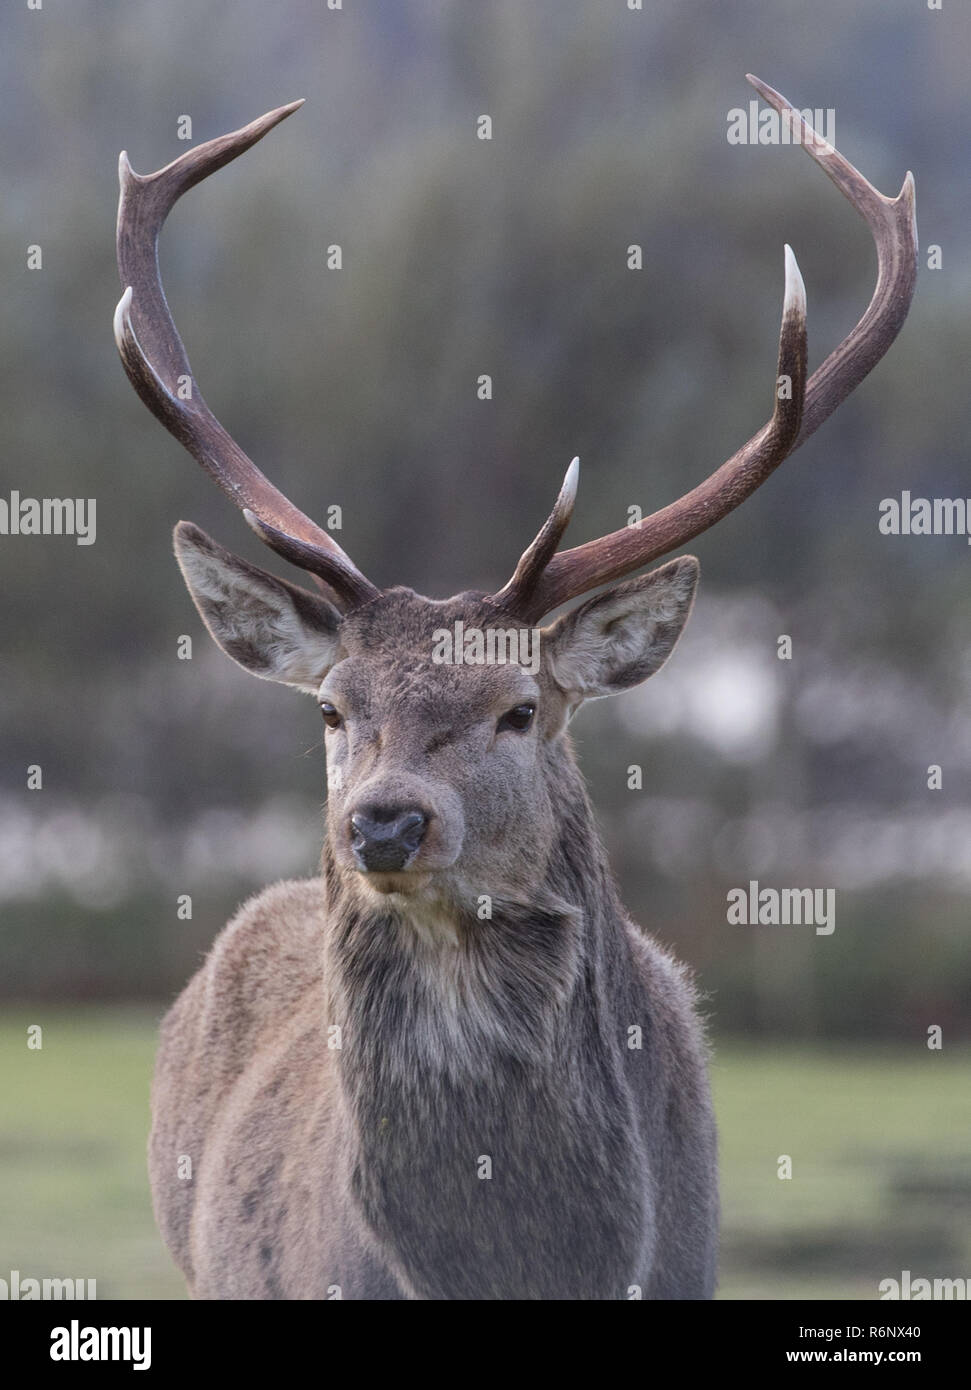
[712,1044,971,1298]
[1,1008,968,1299]
[0,1007,183,1299]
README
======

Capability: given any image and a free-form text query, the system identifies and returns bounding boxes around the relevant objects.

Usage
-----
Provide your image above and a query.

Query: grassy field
[1,1007,968,1300]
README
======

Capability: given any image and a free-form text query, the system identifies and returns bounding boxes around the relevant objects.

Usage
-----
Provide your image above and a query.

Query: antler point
[563,456,580,497]
[112,287,134,350]
[783,245,806,318]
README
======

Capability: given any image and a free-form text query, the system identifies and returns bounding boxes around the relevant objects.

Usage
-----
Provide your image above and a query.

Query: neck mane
[318,754,649,1300]
[321,748,635,1079]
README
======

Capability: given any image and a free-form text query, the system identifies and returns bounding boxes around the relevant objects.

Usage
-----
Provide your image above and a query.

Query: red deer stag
[114,76,917,1299]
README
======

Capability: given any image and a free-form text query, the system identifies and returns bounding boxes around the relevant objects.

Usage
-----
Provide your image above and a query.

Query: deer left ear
[545,556,699,702]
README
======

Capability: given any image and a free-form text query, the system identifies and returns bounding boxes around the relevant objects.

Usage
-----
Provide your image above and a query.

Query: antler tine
[114,101,380,610]
[491,458,579,613]
[242,510,379,609]
[503,76,917,622]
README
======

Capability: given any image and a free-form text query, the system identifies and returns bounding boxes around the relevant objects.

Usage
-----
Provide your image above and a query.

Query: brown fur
[150,553,718,1299]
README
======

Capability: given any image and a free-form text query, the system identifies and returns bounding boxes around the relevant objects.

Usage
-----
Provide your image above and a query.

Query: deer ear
[546,556,699,703]
[173,521,342,693]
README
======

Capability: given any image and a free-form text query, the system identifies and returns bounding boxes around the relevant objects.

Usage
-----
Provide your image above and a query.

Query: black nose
[349,806,429,873]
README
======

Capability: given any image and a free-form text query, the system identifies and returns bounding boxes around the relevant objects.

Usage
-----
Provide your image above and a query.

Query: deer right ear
[173,521,342,693]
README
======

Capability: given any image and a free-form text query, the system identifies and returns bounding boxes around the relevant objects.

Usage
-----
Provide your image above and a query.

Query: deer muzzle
[349,807,429,873]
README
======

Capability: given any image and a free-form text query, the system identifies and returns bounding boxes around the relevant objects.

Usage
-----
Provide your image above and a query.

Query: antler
[497,75,918,622]
[114,101,380,610]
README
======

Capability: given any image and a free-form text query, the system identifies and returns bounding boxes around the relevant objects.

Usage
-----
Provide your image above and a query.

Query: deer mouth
[358,868,431,896]
[343,837,463,894]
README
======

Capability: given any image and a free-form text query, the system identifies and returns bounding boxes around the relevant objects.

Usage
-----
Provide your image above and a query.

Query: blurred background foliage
[1,0,969,1299]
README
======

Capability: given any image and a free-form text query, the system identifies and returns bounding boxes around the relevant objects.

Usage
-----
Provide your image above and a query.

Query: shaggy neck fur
[319,747,651,1299]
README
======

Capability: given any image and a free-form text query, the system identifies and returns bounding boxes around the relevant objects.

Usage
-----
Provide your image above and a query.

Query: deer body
[149,588,717,1299]
[151,856,716,1300]
[115,82,916,1299]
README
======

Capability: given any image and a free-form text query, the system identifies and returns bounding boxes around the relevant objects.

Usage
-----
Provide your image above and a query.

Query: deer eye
[320,701,343,730]
[497,702,536,734]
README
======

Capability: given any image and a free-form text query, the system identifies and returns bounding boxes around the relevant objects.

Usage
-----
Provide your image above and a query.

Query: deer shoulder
[149,879,326,1277]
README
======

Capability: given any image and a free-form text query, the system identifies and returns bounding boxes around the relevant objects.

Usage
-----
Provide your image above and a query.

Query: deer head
[114,79,917,917]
